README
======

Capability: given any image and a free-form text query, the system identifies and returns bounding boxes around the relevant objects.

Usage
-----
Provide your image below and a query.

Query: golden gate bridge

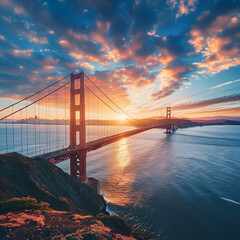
[0,71,174,182]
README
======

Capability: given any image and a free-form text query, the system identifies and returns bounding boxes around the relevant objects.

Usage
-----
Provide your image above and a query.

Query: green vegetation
[0,197,52,214]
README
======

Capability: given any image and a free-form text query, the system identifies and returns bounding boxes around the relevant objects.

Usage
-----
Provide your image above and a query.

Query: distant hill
[191,116,240,121]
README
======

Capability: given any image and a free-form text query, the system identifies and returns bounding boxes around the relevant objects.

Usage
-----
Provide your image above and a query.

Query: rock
[0,210,136,240]
[0,153,105,215]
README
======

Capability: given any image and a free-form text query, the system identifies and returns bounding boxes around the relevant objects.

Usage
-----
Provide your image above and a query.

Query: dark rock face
[0,153,105,215]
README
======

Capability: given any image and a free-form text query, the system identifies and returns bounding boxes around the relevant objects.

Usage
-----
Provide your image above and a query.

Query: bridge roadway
[38,124,169,163]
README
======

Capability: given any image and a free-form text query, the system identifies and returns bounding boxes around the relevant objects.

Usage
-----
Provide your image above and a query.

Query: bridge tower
[166,107,172,134]
[70,71,87,182]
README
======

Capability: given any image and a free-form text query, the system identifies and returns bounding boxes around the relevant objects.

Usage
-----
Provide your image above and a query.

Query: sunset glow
[0,2,240,240]
[0,0,239,120]
[119,116,127,121]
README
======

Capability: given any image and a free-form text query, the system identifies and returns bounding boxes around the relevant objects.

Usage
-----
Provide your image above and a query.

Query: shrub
[0,197,52,214]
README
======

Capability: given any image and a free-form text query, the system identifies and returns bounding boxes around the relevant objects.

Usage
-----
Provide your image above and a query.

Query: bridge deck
[39,124,169,163]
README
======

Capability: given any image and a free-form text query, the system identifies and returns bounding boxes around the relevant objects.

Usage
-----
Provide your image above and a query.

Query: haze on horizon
[0,0,240,120]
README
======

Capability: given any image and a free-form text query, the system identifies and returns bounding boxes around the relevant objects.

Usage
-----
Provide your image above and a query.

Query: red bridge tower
[70,71,87,182]
[166,107,172,134]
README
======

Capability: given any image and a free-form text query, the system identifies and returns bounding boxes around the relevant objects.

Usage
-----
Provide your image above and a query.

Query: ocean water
[57,125,240,240]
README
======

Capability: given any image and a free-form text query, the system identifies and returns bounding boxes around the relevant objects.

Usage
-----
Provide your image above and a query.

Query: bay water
[58,125,240,240]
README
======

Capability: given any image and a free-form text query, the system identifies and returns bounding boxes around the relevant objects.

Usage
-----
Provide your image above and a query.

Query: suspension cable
[84,84,141,127]
[0,74,71,112]
[84,73,143,125]
[0,81,70,121]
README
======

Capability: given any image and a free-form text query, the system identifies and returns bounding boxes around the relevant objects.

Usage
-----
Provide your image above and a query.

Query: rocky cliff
[0,153,105,215]
[0,153,153,239]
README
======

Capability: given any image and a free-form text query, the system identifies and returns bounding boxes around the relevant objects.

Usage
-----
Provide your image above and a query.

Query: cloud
[210,79,240,89]
[168,0,198,18]
[0,0,239,119]
[24,32,48,44]
[189,0,240,75]
[91,65,156,90]
[151,63,193,100]
[11,49,33,57]
[174,94,240,110]
[0,35,6,41]
[0,0,11,7]
[14,6,24,14]
[67,61,94,70]
[152,83,181,100]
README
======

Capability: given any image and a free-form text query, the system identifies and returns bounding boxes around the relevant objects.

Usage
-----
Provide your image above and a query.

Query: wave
[220,197,240,205]
[102,193,117,215]
[176,133,240,142]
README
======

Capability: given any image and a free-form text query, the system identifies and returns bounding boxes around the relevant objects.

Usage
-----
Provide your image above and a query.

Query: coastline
[0,153,153,239]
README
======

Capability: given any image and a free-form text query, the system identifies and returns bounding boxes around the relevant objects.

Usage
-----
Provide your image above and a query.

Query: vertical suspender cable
[56,91,58,149]
[65,83,67,148]
[48,96,50,152]
[55,92,57,150]
[38,94,40,155]
[12,106,14,151]
[46,96,48,153]
[20,109,23,153]
[34,103,36,155]
[5,118,8,153]
[26,101,28,156]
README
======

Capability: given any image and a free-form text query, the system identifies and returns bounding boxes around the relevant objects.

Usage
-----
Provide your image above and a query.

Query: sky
[0,0,240,119]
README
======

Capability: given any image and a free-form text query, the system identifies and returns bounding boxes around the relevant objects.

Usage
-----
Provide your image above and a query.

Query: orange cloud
[11,49,33,57]
[70,51,105,63]
[27,35,47,44]
[158,65,190,89]
[59,39,70,47]
[151,64,192,100]
[67,61,94,70]
[189,11,240,75]
[42,65,55,73]
[14,6,25,14]
[0,35,6,41]
[0,0,11,7]
[68,29,89,41]
[169,0,198,18]
[152,84,178,100]
[188,29,205,53]
[39,57,59,73]
[84,66,156,108]
[29,70,39,83]
[159,51,177,65]
[41,57,59,66]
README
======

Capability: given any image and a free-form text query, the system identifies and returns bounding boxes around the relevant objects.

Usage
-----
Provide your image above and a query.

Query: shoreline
[0,152,154,239]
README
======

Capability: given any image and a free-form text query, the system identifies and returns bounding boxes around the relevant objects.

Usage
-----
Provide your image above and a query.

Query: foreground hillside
[0,207,142,239]
[0,153,152,239]
[0,153,105,215]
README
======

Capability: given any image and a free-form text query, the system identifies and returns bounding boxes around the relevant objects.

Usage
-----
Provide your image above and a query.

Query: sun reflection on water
[116,138,131,168]
[103,138,138,206]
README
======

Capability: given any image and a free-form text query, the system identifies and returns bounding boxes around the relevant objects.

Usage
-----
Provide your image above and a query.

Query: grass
[0,197,52,214]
